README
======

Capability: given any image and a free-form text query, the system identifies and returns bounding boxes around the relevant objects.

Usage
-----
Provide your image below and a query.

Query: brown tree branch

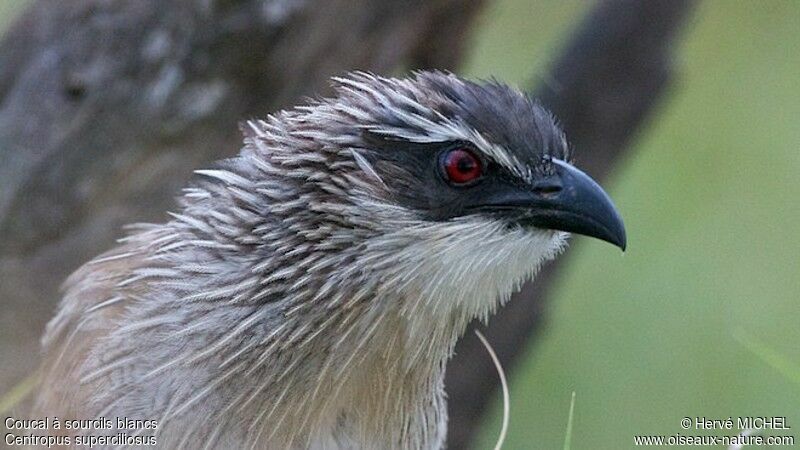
[444,1,697,448]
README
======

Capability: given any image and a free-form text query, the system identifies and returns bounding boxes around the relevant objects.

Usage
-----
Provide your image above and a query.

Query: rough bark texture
[0,0,485,393]
[444,1,696,448]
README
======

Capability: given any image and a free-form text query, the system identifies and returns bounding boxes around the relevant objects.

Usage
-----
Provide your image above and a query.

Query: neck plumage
[120,154,565,448]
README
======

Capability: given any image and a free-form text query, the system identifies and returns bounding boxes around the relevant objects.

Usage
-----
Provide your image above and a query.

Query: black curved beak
[483,159,626,250]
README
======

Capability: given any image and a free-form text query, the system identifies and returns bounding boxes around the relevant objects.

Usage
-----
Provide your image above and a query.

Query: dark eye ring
[439,147,484,186]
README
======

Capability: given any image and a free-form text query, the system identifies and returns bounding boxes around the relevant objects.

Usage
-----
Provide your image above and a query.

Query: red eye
[441,148,483,185]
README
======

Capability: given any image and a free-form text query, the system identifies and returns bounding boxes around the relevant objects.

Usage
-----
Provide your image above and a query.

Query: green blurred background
[466,1,800,448]
[1,1,798,448]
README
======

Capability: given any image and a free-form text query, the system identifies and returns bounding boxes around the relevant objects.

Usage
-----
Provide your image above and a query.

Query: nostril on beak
[531,180,563,196]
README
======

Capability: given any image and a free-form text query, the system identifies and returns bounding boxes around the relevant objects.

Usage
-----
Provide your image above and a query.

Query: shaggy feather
[35,72,569,449]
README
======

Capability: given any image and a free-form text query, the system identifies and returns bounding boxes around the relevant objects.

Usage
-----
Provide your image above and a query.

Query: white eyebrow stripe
[365,115,530,182]
[334,73,533,182]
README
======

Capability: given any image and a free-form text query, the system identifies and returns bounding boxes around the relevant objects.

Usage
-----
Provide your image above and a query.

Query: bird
[34,71,625,449]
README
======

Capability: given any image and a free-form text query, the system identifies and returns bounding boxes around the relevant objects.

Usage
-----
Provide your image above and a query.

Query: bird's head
[326,71,626,250]
[196,71,625,336]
